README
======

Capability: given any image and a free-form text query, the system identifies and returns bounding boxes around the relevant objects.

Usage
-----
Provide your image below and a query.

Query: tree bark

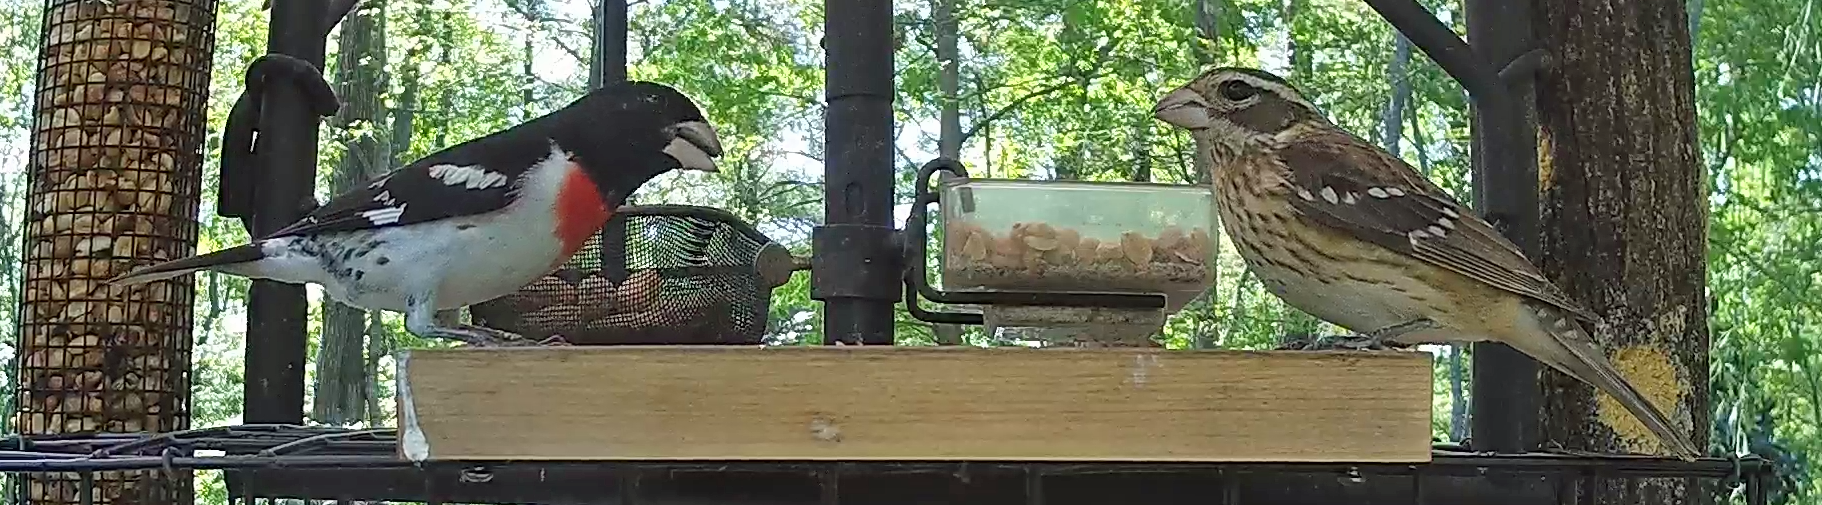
[17,0,215,502]
[1532,0,1709,501]
[313,0,389,426]
[928,0,965,346]
[370,50,419,423]
[1380,33,1412,157]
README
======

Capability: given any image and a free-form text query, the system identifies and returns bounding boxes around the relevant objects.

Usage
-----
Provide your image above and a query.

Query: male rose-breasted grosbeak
[106,80,723,347]
[1151,67,1700,459]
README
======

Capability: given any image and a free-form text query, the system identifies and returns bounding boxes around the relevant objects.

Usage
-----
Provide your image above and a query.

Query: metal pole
[813,0,898,345]
[599,0,627,85]
[1359,0,1542,457]
[244,0,327,424]
[1465,0,1541,457]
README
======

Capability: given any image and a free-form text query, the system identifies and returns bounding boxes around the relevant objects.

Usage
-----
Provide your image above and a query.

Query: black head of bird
[416,80,724,204]
[558,80,723,187]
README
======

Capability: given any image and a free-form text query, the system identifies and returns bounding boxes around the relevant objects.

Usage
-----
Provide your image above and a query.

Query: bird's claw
[1274,333,1322,351]
[1276,319,1436,352]
[535,335,572,346]
[426,325,548,348]
[1276,334,1404,351]
[1359,318,1439,347]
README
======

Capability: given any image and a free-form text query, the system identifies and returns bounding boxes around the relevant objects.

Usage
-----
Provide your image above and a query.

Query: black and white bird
[106,80,724,347]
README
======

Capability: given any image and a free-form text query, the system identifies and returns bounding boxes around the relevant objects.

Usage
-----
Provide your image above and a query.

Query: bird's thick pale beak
[664,121,723,173]
[1152,88,1213,130]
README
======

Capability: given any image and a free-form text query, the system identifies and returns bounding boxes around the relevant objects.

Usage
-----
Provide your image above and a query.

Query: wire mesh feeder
[470,204,802,345]
[16,0,215,503]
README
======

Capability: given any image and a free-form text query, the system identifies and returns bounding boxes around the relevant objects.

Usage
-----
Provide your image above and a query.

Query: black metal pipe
[595,0,628,86]
[245,0,328,425]
[1359,0,1503,103]
[0,455,1769,477]
[813,0,898,345]
[1463,0,1542,459]
[1358,0,1540,457]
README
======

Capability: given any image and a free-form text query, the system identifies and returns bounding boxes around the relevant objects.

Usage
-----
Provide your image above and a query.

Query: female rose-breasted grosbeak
[106,80,723,347]
[1151,67,1699,459]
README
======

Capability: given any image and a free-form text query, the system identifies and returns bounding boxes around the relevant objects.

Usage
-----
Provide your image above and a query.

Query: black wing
[258,96,588,240]
[259,157,538,239]
[1276,130,1602,323]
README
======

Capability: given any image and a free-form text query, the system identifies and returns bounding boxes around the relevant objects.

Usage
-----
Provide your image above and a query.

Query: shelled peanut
[508,269,666,323]
[16,0,202,441]
[947,220,1214,289]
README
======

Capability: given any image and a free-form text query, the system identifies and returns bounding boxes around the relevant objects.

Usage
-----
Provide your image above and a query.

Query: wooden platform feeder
[395,346,1434,463]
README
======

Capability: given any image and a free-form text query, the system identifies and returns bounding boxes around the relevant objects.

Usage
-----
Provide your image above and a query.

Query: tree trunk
[928,0,964,346]
[313,0,389,426]
[369,52,418,423]
[1380,33,1412,157]
[1187,0,1219,350]
[17,0,215,503]
[1532,0,1709,500]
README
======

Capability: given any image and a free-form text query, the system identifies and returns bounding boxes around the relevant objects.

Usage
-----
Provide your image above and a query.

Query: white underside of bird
[121,144,576,315]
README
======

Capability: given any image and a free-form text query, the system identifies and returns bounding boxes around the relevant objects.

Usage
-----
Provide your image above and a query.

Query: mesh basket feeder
[470,204,803,345]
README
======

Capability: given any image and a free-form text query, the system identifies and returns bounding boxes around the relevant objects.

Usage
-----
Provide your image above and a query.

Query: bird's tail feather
[1521,303,1702,460]
[105,244,266,286]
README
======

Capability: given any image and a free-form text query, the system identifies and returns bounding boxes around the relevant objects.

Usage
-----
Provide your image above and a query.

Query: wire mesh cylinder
[14,0,215,502]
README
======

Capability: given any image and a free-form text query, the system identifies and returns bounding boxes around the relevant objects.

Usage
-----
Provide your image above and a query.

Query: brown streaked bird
[1150,66,1700,459]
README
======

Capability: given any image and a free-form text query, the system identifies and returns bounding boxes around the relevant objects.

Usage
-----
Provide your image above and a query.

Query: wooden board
[396,346,1433,463]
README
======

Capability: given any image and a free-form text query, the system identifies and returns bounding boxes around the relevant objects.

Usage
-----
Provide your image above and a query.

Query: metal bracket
[810,224,903,301]
[217,54,339,233]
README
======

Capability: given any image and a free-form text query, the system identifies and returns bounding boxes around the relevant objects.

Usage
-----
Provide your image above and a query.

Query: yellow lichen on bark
[1594,344,1685,455]
[1537,128,1555,192]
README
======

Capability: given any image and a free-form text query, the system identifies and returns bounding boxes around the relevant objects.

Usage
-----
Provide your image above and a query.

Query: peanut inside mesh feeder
[470,204,800,345]
[904,159,1215,346]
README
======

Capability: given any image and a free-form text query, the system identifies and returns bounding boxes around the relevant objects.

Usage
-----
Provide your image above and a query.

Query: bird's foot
[1277,334,1406,351]
[536,335,572,346]
[415,324,548,348]
[1274,333,1323,351]
[1276,319,1437,352]
[1361,318,1439,344]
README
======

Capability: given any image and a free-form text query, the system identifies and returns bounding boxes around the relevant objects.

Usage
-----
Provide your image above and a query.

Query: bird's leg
[1283,318,1438,351]
[1273,333,1324,351]
[404,294,542,347]
[1364,317,1438,342]
[536,335,572,346]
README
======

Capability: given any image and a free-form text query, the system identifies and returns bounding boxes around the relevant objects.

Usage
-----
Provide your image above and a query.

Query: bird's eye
[1219,81,1260,101]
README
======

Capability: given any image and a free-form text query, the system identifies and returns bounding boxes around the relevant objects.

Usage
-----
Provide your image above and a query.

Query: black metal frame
[0,0,1729,502]
[0,426,1774,505]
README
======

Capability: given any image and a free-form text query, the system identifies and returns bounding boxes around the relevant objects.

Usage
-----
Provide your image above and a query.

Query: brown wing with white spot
[1275,129,1601,323]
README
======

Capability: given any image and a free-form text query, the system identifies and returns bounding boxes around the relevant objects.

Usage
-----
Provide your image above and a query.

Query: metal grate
[15,0,215,502]
[470,204,798,345]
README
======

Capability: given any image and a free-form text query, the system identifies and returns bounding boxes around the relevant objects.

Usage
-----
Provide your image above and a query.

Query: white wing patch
[360,205,407,226]
[427,164,511,190]
[373,190,398,206]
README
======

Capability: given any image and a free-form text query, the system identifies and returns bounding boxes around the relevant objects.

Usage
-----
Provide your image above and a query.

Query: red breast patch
[553,160,612,261]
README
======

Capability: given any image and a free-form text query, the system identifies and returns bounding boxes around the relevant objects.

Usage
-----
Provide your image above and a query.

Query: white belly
[253,208,568,313]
